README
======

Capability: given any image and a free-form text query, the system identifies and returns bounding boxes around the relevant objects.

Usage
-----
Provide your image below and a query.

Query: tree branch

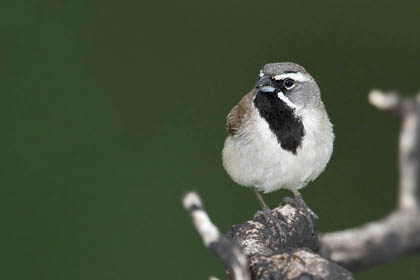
[319,90,420,271]
[183,192,250,280]
[226,205,354,280]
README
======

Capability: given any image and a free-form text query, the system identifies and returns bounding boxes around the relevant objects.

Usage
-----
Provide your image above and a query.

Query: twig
[319,90,420,271]
[183,192,250,280]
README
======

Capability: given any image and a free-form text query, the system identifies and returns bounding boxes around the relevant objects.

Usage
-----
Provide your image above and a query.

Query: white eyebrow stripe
[259,70,264,77]
[273,72,311,82]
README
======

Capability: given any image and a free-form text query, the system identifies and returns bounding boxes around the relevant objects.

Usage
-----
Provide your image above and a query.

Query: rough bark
[226,205,353,280]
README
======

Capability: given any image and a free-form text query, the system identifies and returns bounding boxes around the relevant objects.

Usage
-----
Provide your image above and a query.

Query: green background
[1,0,419,279]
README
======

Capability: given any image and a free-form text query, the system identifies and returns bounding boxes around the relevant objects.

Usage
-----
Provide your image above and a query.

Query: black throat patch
[253,91,305,154]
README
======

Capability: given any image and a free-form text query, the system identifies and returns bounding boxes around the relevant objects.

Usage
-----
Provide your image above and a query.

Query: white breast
[222,108,334,193]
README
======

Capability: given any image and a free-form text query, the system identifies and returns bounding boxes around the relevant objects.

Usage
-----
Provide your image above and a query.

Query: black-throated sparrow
[222,62,334,234]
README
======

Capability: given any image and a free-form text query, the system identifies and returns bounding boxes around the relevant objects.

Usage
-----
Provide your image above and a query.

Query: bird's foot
[256,207,287,240]
[283,195,318,233]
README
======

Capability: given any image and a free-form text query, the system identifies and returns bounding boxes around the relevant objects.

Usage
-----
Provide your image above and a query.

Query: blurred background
[1,0,419,279]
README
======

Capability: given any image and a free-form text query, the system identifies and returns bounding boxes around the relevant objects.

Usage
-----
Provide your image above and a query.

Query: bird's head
[255,62,321,109]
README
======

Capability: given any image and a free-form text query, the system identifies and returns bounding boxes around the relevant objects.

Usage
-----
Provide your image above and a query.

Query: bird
[222,62,334,235]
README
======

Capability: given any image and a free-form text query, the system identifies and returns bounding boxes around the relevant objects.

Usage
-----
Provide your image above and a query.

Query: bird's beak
[255,75,277,93]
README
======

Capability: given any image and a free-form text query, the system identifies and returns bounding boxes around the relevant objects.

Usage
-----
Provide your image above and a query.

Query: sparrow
[222,62,334,234]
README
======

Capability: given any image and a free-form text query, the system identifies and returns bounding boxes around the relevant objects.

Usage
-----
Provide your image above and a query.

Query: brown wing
[226,90,254,136]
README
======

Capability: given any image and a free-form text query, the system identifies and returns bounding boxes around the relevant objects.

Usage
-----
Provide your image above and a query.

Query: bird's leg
[252,186,270,210]
[284,190,318,232]
[252,187,287,239]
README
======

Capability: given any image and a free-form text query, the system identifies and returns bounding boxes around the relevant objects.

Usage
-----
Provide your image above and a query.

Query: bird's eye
[283,78,295,89]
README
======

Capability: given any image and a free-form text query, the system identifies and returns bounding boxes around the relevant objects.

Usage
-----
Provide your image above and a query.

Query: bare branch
[369,90,419,209]
[319,209,420,271]
[319,90,420,271]
[183,192,250,280]
[398,103,420,210]
[368,90,402,113]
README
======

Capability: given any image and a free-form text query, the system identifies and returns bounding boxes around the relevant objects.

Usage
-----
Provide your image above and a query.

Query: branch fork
[183,90,420,279]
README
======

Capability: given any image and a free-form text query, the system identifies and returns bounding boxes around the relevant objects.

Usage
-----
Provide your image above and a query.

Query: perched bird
[222,62,334,233]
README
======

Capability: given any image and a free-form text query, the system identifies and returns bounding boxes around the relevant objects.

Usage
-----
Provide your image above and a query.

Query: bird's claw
[283,196,318,233]
[256,208,288,240]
